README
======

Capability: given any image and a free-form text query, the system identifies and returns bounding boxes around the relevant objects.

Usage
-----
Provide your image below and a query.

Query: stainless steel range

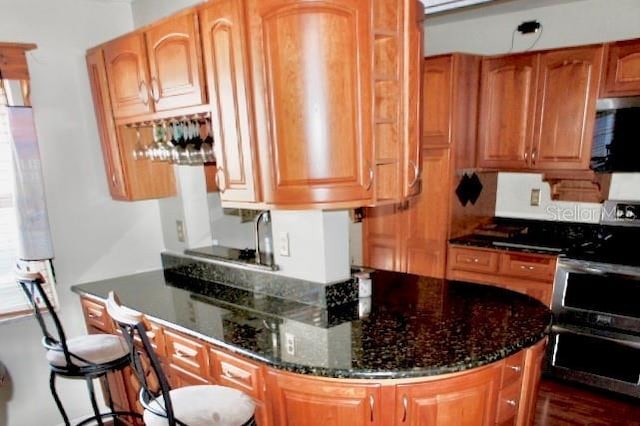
[546,200,640,398]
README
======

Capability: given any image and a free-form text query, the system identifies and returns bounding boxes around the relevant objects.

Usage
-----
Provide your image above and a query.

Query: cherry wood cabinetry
[86,48,176,201]
[199,0,260,203]
[104,12,205,119]
[532,47,603,170]
[446,245,556,306]
[602,38,640,96]
[477,45,604,171]
[477,54,538,169]
[364,54,480,278]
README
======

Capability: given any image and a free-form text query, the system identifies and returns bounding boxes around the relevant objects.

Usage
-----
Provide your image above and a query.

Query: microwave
[591,97,640,172]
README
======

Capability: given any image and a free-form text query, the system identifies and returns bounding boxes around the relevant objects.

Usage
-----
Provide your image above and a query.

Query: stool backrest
[16,271,75,368]
[106,291,177,425]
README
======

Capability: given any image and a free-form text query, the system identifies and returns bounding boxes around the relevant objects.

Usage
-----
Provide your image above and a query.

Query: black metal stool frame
[17,275,143,426]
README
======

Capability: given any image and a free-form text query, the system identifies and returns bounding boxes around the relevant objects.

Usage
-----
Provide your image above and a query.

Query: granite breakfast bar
[72,254,551,425]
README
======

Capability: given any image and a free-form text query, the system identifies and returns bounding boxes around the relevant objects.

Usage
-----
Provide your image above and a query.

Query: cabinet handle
[365,161,374,191]
[508,364,522,373]
[520,265,535,271]
[506,398,518,407]
[409,159,420,188]
[215,168,226,193]
[222,368,238,379]
[174,349,194,359]
[402,394,408,422]
[531,148,537,165]
[369,394,374,422]
[138,81,149,106]
[150,77,161,103]
[524,151,529,163]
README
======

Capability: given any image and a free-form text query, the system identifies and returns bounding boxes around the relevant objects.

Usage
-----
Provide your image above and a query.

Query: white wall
[425,0,640,223]
[424,0,640,56]
[132,0,205,27]
[0,1,168,425]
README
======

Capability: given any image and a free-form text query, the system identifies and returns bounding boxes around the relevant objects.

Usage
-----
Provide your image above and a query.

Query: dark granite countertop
[72,268,551,380]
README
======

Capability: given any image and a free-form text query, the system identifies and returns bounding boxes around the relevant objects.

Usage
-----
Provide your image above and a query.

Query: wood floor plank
[536,379,640,425]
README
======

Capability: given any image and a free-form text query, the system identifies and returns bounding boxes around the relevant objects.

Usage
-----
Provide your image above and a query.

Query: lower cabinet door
[396,363,502,425]
[266,370,382,426]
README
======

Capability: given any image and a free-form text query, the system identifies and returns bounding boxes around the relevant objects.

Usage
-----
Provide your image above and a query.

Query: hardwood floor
[536,378,640,425]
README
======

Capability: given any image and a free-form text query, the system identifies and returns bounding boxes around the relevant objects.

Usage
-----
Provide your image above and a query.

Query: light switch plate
[530,188,541,206]
[176,220,185,242]
[285,332,295,356]
[279,232,290,257]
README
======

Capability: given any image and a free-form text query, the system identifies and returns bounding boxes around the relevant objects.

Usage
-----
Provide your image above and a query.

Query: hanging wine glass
[132,125,147,160]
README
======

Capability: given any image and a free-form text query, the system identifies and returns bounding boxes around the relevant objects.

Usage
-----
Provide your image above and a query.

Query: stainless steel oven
[546,258,640,398]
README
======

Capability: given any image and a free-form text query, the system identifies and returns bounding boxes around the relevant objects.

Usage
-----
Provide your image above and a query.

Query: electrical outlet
[176,220,185,242]
[285,332,296,356]
[530,188,541,206]
[279,232,290,257]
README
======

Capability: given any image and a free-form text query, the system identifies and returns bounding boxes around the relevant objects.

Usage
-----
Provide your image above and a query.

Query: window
[0,106,56,320]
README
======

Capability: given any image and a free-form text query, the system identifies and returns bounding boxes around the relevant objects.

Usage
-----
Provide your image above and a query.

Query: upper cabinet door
[602,39,640,97]
[532,46,603,170]
[199,0,260,203]
[477,54,538,169]
[422,56,452,148]
[86,49,128,200]
[145,12,206,112]
[103,33,153,118]
[247,0,373,207]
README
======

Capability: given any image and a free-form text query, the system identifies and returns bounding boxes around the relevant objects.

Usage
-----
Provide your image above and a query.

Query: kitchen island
[72,264,550,425]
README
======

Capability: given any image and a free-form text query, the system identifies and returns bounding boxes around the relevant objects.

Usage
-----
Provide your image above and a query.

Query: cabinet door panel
[267,370,381,426]
[397,364,501,425]
[145,12,205,111]
[363,204,403,272]
[248,0,372,205]
[200,0,260,202]
[103,33,153,118]
[477,54,538,169]
[602,39,640,96]
[422,56,452,147]
[405,148,451,278]
[86,49,128,199]
[532,46,603,170]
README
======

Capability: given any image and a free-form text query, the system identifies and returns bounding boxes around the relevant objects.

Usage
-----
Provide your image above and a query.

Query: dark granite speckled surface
[72,268,551,380]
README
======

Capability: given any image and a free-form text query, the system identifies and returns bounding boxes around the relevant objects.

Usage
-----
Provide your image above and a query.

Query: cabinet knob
[506,398,518,407]
[508,364,522,373]
[369,394,374,423]
[531,148,538,164]
[150,77,161,103]
[409,159,420,188]
[520,265,535,271]
[365,161,374,191]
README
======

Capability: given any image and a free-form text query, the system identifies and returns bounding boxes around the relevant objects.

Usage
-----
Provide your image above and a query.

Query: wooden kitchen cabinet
[266,370,382,426]
[144,11,206,112]
[477,54,538,169]
[104,12,205,119]
[602,38,640,96]
[86,48,176,201]
[364,54,480,277]
[396,363,502,425]
[532,46,604,170]
[199,0,261,203]
[477,45,603,171]
[446,245,556,306]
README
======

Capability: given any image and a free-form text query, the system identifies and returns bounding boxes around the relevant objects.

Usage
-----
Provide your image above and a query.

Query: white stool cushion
[143,385,255,426]
[46,334,128,367]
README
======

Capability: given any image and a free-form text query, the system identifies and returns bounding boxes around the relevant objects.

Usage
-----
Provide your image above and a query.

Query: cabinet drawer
[168,363,211,388]
[81,298,113,332]
[496,378,522,424]
[449,247,499,274]
[164,330,208,377]
[498,253,556,282]
[210,349,263,400]
[501,351,525,387]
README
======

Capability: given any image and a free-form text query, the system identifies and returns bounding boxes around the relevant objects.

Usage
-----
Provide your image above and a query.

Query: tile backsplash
[495,172,640,224]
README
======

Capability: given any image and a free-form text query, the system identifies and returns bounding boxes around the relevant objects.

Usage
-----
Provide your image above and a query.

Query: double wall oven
[546,201,640,398]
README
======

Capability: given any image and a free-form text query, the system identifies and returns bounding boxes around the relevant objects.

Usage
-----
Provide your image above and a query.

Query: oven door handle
[551,325,640,350]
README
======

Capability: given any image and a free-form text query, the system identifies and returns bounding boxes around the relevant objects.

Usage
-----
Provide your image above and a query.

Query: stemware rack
[125,112,214,166]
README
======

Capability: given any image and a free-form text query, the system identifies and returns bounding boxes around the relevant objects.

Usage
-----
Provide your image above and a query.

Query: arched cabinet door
[144,12,206,112]
[199,0,260,203]
[602,39,640,97]
[103,33,153,119]
[247,0,374,208]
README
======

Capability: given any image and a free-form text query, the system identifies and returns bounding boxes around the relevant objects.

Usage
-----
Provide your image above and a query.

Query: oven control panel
[602,200,640,226]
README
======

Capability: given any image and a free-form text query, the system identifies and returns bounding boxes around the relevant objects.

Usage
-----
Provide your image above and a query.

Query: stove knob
[616,208,625,218]
[625,208,636,219]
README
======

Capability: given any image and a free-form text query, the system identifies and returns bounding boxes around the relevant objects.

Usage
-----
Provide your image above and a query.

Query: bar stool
[106,291,256,426]
[16,271,142,426]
